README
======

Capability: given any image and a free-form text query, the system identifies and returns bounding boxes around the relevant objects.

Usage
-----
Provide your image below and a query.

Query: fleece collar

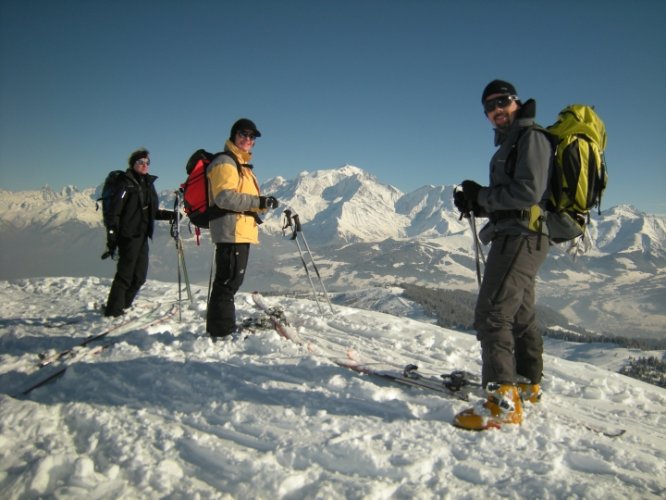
[225,139,253,165]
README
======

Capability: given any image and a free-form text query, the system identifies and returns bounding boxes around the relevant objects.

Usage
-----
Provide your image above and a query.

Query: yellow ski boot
[518,383,542,404]
[453,383,523,430]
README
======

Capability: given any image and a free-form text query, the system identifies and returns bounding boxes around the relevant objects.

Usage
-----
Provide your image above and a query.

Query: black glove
[453,190,468,214]
[156,209,176,222]
[454,181,485,217]
[259,196,279,210]
[461,180,483,205]
[106,228,118,250]
[102,228,118,260]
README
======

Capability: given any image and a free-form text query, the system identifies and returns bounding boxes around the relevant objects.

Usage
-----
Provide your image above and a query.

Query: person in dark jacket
[452,80,552,430]
[104,148,175,317]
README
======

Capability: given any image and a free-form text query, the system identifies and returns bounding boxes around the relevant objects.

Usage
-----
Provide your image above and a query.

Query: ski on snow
[37,304,163,368]
[16,304,178,397]
[251,292,304,343]
[335,360,482,402]
[250,293,627,438]
[251,292,480,401]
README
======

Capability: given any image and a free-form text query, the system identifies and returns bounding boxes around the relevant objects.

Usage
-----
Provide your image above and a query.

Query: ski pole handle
[171,191,180,241]
[283,209,294,228]
[453,185,471,221]
[282,209,297,240]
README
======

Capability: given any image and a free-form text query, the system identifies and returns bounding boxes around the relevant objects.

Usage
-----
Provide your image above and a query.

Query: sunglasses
[483,95,518,114]
[135,158,150,166]
[237,130,257,140]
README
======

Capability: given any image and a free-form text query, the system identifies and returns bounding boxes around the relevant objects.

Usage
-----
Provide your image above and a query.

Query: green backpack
[543,104,608,244]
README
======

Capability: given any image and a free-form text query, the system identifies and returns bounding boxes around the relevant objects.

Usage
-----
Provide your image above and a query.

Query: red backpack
[181,149,227,229]
[180,149,262,231]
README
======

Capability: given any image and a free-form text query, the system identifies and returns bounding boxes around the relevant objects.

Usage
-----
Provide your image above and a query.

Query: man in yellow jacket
[206,118,279,340]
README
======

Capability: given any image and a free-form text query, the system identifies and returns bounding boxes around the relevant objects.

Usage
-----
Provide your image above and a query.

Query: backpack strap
[216,151,244,176]
[505,124,552,177]
[502,125,551,249]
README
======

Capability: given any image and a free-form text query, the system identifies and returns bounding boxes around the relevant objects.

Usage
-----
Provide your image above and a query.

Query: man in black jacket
[104,148,174,317]
[452,80,552,430]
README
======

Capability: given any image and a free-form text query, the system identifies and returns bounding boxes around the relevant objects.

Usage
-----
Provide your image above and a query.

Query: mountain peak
[262,165,411,244]
[337,164,366,176]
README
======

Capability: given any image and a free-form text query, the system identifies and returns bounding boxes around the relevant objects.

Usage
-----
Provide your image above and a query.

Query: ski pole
[283,210,324,314]
[291,212,334,313]
[172,193,183,321]
[177,243,193,304]
[470,210,486,267]
[207,244,215,306]
[173,191,194,320]
[176,192,193,305]
[468,213,485,288]
[455,186,485,288]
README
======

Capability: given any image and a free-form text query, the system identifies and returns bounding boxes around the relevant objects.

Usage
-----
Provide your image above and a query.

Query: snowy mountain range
[1,165,664,339]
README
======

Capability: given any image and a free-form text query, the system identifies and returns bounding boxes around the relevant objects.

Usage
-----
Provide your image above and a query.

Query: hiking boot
[209,332,233,343]
[209,325,246,343]
[103,306,123,318]
[453,383,523,431]
[518,383,542,404]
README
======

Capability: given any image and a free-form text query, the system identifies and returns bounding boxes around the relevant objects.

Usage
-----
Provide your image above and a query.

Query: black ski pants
[474,234,549,387]
[106,236,149,316]
[206,243,250,338]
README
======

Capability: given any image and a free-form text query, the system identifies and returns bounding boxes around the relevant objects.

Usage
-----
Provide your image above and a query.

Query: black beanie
[128,148,149,167]
[230,118,261,140]
[481,80,517,102]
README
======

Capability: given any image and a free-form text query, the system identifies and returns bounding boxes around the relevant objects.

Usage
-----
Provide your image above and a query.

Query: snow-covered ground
[0,277,664,499]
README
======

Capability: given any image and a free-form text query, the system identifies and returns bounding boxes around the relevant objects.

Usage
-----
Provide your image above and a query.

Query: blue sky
[1,0,664,214]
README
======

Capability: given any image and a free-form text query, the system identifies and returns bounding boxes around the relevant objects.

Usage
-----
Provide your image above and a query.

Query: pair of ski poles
[171,199,335,317]
[282,209,335,315]
[455,186,486,288]
[172,191,193,322]
[468,213,486,288]
[171,191,227,321]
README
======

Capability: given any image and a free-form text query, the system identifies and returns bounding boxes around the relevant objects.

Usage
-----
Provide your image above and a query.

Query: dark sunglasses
[483,95,518,114]
[238,130,257,140]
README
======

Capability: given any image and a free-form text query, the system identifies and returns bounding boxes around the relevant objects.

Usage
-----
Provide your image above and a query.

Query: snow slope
[0,278,664,498]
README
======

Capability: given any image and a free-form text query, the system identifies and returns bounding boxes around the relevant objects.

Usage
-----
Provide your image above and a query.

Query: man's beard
[493,112,511,130]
